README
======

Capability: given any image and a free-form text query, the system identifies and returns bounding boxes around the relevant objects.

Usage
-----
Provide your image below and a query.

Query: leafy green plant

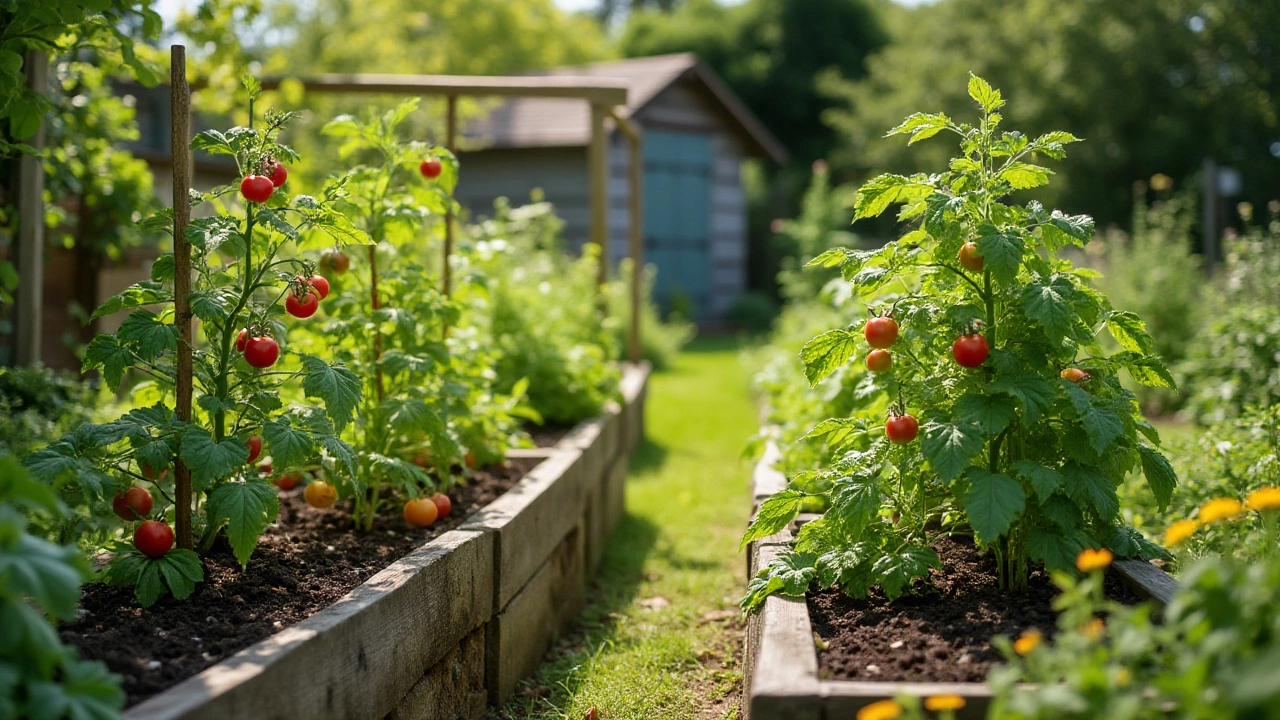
[743,77,1176,611]
[0,454,123,720]
[24,78,367,606]
[604,258,695,369]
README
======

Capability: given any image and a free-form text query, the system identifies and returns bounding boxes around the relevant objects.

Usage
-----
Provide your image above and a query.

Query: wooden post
[588,103,609,299]
[443,94,457,297]
[13,50,47,366]
[627,129,643,363]
[170,46,194,549]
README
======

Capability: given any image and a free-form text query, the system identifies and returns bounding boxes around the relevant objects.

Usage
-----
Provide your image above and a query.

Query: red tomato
[430,493,452,520]
[411,454,429,468]
[267,160,288,188]
[952,334,990,368]
[306,274,330,300]
[1060,367,1090,383]
[305,480,338,509]
[139,461,168,481]
[320,250,349,275]
[885,414,919,444]
[134,520,174,558]
[958,242,984,272]
[404,498,438,527]
[244,336,279,368]
[246,435,263,464]
[865,349,893,373]
[235,329,249,352]
[113,486,154,521]
[275,470,303,490]
[420,158,442,179]
[285,290,319,319]
[257,460,273,476]
[864,317,899,349]
[240,175,274,203]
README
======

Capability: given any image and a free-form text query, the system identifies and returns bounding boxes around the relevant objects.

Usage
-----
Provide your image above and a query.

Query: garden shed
[458,53,788,324]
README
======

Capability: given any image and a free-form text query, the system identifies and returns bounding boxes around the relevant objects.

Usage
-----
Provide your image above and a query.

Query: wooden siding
[454,146,592,252]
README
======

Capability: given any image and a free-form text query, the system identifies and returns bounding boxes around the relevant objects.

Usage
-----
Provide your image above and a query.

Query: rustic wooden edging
[124,362,650,720]
[744,441,1179,720]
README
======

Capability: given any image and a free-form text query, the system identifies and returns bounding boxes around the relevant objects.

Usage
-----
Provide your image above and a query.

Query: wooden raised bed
[744,441,1177,720]
[125,362,650,720]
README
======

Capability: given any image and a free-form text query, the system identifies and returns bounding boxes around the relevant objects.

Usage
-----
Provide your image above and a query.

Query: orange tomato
[304,480,338,509]
[404,498,439,527]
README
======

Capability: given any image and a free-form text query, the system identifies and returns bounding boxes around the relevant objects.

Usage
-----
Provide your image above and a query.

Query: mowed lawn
[495,336,756,720]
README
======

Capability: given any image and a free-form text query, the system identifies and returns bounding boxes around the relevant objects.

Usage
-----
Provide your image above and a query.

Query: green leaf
[999,163,1052,189]
[955,393,1016,435]
[1112,351,1176,389]
[962,469,1025,542]
[989,373,1055,424]
[256,208,298,239]
[155,550,204,600]
[0,535,87,621]
[92,281,170,320]
[1023,276,1079,343]
[1036,207,1095,250]
[317,433,358,478]
[829,477,883,537]
[189,289,232,324]
[741,551,816,613]
[1027,525,1089,573]
[885,112,952,145]
[81,334,133,388]
[852,174,932,220]
[806,247,864,269]
[1062,383,1125,454]
[206,480,279,568]
[191,129,236,156]
[801,418,870,453]
[261,418,316,470]
[975,222,1024,284]
[1061,462,1120,521]
[178,428,248,489]
[741,490,804,548]
[301,356,362,432]
[185,216,240,253]
[1137,444,1177,512]
[799,330,857,387]
[872,546,940,600]
[117,310,177,362]
[1013,460,1064,503]
[23,443,115,500]
[967,74,1005,112]
[921,420,984,483]
[1106,311,1155,354]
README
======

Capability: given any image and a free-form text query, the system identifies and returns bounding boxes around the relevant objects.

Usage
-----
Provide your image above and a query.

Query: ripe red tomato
[411,453,429,468]
[464,452,477,470]
[306,274,330,300]
[235,329,249,352]
[305,480,338,509]
[1061,367,1090,383]
[320,250,350,275]
[134,520,174,558]
[240,175,274,203]
[420,158,442,179]
[864,317,899,349]
[275,470,303,490]
[958,242,984,272]
[257,460,273,476]
[952,334,990,368]
[139,461,168,481]
[267,160,288,188]
[885,414,919,444]
[865,349,893,373]
[244,336,279,368]
[246,435,263,464]
[404,498,438,527]
[113,486,154,521]
[285,290,319,319]
[430,492,452,520]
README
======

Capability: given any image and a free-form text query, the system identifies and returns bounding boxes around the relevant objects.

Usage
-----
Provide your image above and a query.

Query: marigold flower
[1076,548,1114,573]
[924,694,967,711]
[1198,497,1243,524]
[856,699,902,720]
[1246,487,1280,512]
[1080,618,1105,641]
[1013,629,1042,656]
[1164,519,1199,546]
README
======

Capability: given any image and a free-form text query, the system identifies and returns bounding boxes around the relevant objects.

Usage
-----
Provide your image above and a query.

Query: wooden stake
[443,94,457,298]
[14,50,47,367]
[627,129,643,363]
[170,45,194,549]
[588,103,609,300]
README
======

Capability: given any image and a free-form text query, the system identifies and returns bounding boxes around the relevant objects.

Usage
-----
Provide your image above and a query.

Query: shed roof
[462,53,788,163]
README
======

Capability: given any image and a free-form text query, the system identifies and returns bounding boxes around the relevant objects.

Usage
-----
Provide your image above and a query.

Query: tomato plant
[866,349,893,374]
[112,485,152,521]
[743,76,1177,611]
[26,77,369,607]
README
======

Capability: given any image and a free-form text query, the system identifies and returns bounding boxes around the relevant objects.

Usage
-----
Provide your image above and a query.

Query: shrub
[605,258,695,370]
[725,291,779,334]
[0,365,97,459]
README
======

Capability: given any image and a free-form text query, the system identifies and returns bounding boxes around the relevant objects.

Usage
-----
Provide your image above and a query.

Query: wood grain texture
[746,543,822,720]
[751,441,787,504]
[124,530,493,720]
[1113,559,1180,607]
[388,627,487,720]
[169,45,194,549]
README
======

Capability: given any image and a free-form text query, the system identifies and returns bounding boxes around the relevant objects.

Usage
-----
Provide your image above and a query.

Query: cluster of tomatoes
[239,159,289,204]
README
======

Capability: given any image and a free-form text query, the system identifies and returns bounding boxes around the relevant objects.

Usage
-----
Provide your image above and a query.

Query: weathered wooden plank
[584,478,607,574]
[602,452,628,538]
[461,449,587,610]
[486,524,586,704]
[619,363,650,454]
[125,530,493,720]
[559,404,621,496]
[1113,559,1180,607]
[259,73,628,105]
[388,627,486,720]
[746,542,822,720]
[752,441,787,504]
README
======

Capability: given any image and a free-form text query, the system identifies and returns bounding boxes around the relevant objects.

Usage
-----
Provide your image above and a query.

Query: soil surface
[809,535,1138,682]
[525,421,577,448]
[61,459,538,707]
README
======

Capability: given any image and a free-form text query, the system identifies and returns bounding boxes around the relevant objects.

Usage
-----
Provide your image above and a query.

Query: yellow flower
[1080,618,1105,641]
[1164,519,1199,546]
[1014,629,1043,656]
[924,694,967,711]
[1076,548,1114,573]
[1198,497,1244,524]
[856,699,902,720]
[1246,487,1280,512]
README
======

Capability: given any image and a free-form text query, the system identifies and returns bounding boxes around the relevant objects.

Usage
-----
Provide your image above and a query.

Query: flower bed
[119,362,648,720]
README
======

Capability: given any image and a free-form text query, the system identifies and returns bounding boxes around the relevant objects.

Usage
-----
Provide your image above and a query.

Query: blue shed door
[644,130,712,321]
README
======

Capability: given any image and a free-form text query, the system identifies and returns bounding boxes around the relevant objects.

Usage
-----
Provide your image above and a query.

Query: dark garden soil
[808,535,1139,683]
[61,458,539,707]
[525,420,576,448]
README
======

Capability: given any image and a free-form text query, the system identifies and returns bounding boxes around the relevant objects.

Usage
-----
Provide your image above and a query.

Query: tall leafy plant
[743,77,1177,610]
[26,78,368,606]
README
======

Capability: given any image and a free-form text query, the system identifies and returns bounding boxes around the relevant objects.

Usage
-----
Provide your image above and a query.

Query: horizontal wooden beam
[257,73,628,104]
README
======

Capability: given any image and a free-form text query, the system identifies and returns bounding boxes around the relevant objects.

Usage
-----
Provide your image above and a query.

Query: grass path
[495,336,755,720]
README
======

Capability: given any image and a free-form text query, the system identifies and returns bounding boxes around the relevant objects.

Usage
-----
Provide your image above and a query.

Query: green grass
[494,336,755,720]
